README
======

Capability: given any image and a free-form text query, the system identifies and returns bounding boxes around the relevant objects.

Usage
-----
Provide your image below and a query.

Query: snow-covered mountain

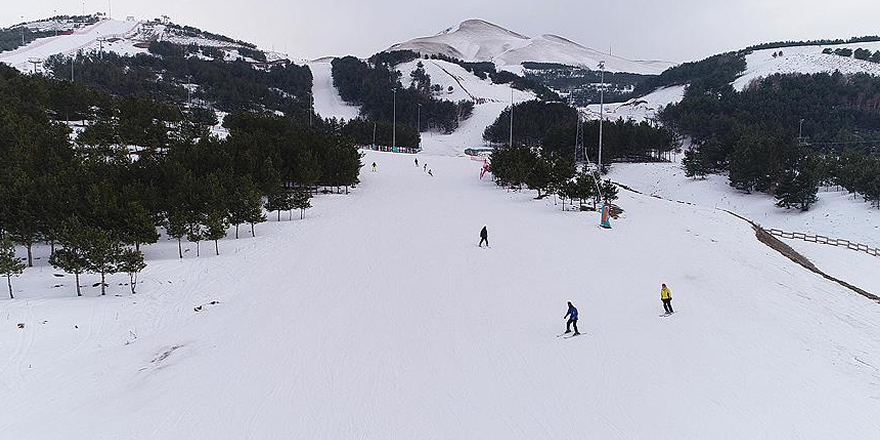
[387,19,675,75]
[0,17,293,73]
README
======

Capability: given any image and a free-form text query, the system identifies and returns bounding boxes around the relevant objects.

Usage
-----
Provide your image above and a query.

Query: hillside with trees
[331,54,474,135]
[662,71,880,210]
[0,62,360,297]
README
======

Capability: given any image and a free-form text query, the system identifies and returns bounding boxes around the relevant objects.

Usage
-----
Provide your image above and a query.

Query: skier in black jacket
[479,226,489,247]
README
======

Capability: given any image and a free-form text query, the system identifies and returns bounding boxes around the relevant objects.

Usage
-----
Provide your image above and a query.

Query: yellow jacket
[660,286,672,300]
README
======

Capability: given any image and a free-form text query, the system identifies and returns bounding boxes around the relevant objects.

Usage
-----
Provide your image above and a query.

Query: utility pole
[509,87,514,147]
[597,61,606,171]
[392,88,396,148]
[798,118,805,146]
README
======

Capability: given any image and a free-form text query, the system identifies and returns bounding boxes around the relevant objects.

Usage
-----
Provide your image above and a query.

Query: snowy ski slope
[0,19,143,71]
[2,151,880,439]
[309,60,361,121]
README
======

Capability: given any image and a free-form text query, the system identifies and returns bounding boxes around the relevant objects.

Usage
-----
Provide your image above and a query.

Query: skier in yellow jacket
[660,283,674,315]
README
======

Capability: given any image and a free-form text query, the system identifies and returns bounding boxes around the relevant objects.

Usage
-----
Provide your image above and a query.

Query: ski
[563,333,584,339]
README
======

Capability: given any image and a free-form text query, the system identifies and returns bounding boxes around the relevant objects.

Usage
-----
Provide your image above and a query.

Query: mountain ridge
[387,18,675,75]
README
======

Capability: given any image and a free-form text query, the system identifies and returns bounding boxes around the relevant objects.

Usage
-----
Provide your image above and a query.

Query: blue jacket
[565,306,578,320]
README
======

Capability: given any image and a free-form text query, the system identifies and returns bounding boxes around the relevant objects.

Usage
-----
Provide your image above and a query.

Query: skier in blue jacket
[564,301,580,335]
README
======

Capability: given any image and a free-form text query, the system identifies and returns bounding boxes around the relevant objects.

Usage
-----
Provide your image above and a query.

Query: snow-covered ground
[584,84,686,123]
[0,19,143,71]
[608,160,880,247]
[788,240,880,294]
[309,61,361,121]
[734,41,880,91]
[3,150,880,439]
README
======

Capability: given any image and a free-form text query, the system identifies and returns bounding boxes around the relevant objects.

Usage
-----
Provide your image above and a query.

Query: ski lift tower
[27,57,42,74]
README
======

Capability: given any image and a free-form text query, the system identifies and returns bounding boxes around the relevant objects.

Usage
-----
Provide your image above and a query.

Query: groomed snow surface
[3,151,880,439]
[309,60,361,121]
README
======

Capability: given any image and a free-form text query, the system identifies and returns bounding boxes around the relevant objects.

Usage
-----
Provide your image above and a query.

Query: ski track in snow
[2,151,880,438]
[309,61,360,121]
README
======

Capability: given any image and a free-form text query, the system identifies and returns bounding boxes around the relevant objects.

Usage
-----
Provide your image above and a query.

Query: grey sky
[4,0,880,63]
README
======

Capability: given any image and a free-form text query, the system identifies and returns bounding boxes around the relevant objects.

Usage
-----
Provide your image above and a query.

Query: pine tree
[524,156,553,198]
[204,209,229,255]
[600,180,619,203]
[265,188,293,221]
[0,238,26,299]
[775,155,819,211]
[683,148,708,179]
[83,228,124,296]
[228,177,265,238]
[117,248,146,294]
[165,210,188,259]
[292,190,313,219]
[49,218,90,297]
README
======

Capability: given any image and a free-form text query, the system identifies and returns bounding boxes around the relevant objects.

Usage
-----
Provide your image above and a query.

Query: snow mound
[388,19,674,75]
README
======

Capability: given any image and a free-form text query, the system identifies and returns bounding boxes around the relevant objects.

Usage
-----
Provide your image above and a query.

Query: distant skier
[414,157,419,167]
[428,169,434,177]
[564,301,580,335]
[423,163,427,172]
[660,283,674,315]
[479,225,488,247]
[371,162,377,172]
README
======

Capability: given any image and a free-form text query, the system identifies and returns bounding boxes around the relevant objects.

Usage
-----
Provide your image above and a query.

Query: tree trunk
[50,240,55,254]
[196,242,200,257]
[235,224,240,239]
[214,239,219,256]
[75,272,81,297]
[26,242,33,267]
[289,210,292,221]
[100,271,106,295]
[251,223,255,237]
[130,273,137,295]
[277,210,280,221]
[135,241,141,252]
[300,209,304,220]
[177,237,183,259]
[6,274,12,299]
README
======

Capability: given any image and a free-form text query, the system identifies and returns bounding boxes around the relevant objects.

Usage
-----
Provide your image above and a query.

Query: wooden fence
[766,229,880,258]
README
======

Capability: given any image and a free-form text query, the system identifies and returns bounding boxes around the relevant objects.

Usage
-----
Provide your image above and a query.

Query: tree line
[0,64,360,298]
[488,146,618,211]
[483,100,678,162]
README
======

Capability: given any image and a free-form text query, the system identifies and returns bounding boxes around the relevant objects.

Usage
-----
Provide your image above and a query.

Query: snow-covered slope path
[3,151,880,439]
[309,61,360,121]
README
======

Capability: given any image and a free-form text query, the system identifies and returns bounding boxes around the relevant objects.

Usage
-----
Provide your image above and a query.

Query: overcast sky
[5,0,880,63]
